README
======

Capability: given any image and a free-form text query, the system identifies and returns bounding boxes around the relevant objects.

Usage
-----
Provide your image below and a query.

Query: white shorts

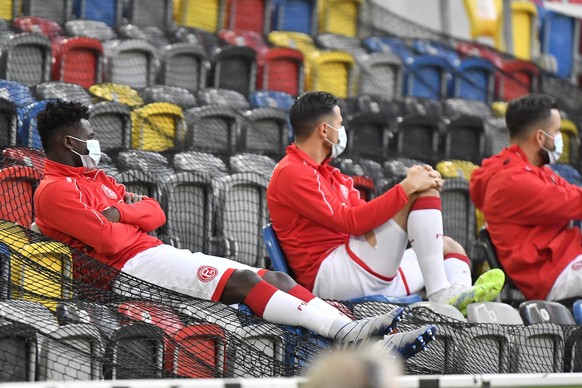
[313,220,425,300]
[546,254,582,300]
[120,244,262,301]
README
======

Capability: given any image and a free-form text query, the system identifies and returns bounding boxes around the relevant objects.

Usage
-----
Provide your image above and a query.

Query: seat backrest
[318,0,363,37]
[184,105,241,156]
[126,0,173,31]
[574,300,582,325]
[88,101,132,151]
[262,224,289,274]
[411,301,467,321]
[357,52,403,99]
[131,102,185,152]
[35,81,93,105]
[197,88,250,109]
[174,0,224,32]
[257,47,304,96]
[249,90,294,111]
[0,166,43,228]
[213,45,257,97]
[346,112,391,161]
[229,153,276,178]
[89,83,144,108]
[0,32,52,87]
[271,0,317,35]
[467,302,524,324]
[73,0,122,27]
[139,85,197,110]
[440,177,475,250]
[172,151,228,175]
[315,33,366,57]
[116,149,174,179]
[0,0,18,20]
[18,99,53,149]
[22,0,72,26]
[103,39,159,89]
[52,36,103,88]
[497,60,539,101]
[55,301,120,337]
[0,299,59,333]
[451,58,495,103]
[0,98,18,146]
[238,107,288,156]
[225,0,269,35]
[307,50,355,98]
[519,300,575,325]
[13,16,64,39]
[160,43,208,92]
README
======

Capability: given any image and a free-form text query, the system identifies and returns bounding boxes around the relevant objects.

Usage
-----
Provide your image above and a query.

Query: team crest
[197,266,218,282]
[102,184,117,200]
[572,261,582,271]
[339,184,349,199]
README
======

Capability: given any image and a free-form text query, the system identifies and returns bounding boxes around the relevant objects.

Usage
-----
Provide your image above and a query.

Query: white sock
[306,298,351,320]
[261,291,351,338]
[444,254,472,287]
[407,197,450,297]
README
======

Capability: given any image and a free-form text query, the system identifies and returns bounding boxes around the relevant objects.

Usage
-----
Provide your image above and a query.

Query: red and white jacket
[267,144,409,291]
[470,145,582,300]
[34,159,165,270]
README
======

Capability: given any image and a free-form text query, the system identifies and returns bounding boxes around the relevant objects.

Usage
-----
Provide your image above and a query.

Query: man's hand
[101,206,121,223]
[124,193,145,204]
[400,165,444,196]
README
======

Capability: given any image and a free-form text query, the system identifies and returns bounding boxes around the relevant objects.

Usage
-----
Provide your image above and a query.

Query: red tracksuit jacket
[34,159,165,270]
[267,144,409,291]
[470,145,582,299]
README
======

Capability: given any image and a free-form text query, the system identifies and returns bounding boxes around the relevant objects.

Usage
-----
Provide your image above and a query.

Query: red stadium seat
[51,36,103,88]
[0,166,43,227]
[2,147,46,172]
[497,60,539,101]
[12,16,63,39]
[224,0,269,35]
[257,47,304,96]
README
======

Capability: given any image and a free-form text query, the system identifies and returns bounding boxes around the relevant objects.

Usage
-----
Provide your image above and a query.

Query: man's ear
[62,134,74,150]
[317,122,328,139]
[534,129,545,146]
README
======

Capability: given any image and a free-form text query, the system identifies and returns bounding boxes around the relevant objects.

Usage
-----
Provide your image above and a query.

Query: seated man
[33,99,430,353]
[471,94,582,301]
[267,92,504,311]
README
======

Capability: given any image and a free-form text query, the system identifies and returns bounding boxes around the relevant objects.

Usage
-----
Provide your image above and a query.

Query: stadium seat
[440,178,476,253]
[139,85,197,110]
[224,0,270,35]
[558,118,579,166]
[238,107,288,157]
[18,99,53,149]
[160,171,214,254]
[174,0,223,32]
[0,166,43,228]
[574,300,582,324]
[449,58,495,103]
[267,31,319,56]
[89,83,144,108]
[35,81,92,105]
[131,102,185,152]
[88,101,132,151]
[197,88,250,109]
[125,0,173,31]
[0,33,52,87]
[357,52,403,99]
[538,6,575,79]
[51,36,103,88]
[519,300,575,325]
[184,105,241,156]
[115,169,163,203]
[116,149,175,179]
[305,51,355,98]
[229,153,277,178]
[64,20,117,41]
[72,0,122,28]
[257,47,304,96]
[346,111,393,162]
[249,90,295,111]
[172,150,229,176]
[0,0,18,20]
[0,220,32,251]
[497,60,540,101]
[510,1,538,61]
[212,46,257,98]
[214,172,270,267]
[315,33,367,57]
[11,241,72,311]
[262,224,290,274]
[12,16,64,39]
[103,39,159,90]
[177,301,286,377]
[383,157,426,191]
[2,147,46,173]
[21,0,71,26]
[443,99,490,164]
[159,43,209,92]
[0,98,18,147]
[271,0,317,35]
[318,0,363,37]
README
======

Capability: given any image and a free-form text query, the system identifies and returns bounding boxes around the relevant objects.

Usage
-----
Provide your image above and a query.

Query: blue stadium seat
[250,91,295,111]
[538,5,575,79]
[72,0,122,28]
[574,300,582,324]
[19,99,55,149]
[449,58,495,103]
[271,0,317,35]
[262,224,421,304]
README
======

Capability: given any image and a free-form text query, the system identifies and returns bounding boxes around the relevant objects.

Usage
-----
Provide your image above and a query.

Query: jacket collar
[286,143,331,169]
[44,159,101,179]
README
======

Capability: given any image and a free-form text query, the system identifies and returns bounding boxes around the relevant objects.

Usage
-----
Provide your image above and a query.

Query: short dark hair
[290,92,338,141]
[505,94,559,140]
[38,99,90,151]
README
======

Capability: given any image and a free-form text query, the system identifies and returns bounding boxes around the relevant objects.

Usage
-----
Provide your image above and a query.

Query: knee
[221,269,262,304]
[443,236,466,255]
[262,270,296,291]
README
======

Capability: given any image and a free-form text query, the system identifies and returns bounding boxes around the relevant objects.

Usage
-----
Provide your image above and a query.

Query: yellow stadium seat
[559,119,579,165]
[463,0,503,48]
[267,31,318,58]
[131,102,185,152]
[89,83,144,108]
[306,51,355,98]
[12,241,72,311]
[318,0,364,38]
[0,0,17,20]
[436,160,479,181]
[491,101,508,118]
[174,0,224,32]
[509,1,537,60]
[0,220,30,251]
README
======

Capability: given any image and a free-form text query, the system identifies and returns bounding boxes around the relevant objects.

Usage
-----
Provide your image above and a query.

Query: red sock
[287,284,316,303]
[243,280,278,318]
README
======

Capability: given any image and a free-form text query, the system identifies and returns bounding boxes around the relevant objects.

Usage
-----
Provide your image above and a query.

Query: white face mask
[325,123,347,159]
[68,136,101,169]
[541,131,563,165]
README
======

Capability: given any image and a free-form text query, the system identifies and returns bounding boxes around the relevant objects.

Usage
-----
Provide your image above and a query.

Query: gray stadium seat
[184,105,241,156]
[139,85,197,110]
[103,39,159,89]
[197,88,250,110]
[64,20,117,41]
[212,46,257,98]
[22,0,71,25]
[238,107,289,157]
[0,32,52,87]
[88,101,132,151]
[35,81,93,105]
[125,0,174,32]
[172,151,228,176]
[159,43,208,92]
[357,52,403,99]
[229,154,277,179]
[0,98,18,146]
[440,178,475,253]
[443,99,489,164]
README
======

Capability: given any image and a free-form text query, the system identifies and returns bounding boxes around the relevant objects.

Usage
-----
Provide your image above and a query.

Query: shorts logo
[102,184,117,200]
[572,261,582,271]
[197,266,218,282]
